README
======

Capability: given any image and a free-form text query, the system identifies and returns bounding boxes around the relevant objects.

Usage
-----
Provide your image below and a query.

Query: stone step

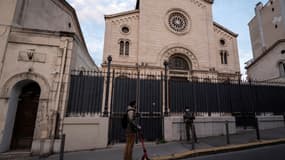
[0,151,31,160]
[236,127,256,133]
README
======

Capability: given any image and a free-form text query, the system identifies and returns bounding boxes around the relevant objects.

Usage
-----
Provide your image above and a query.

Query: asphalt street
[183,144,285,160]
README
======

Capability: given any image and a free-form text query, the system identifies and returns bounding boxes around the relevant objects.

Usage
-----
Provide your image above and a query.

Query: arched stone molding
[158,44,199,69]
[0,72,52,153]
[0,72,50,100]
[0,72,52,138]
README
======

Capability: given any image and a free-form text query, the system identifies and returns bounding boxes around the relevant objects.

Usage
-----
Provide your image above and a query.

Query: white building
[0,0,97,155]
[247,0,285,82]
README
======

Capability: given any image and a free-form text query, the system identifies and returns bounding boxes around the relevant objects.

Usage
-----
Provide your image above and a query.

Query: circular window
[169,12,188,32]
[121,26,130,34]
[166,9,190,35]
[220,39,226,45]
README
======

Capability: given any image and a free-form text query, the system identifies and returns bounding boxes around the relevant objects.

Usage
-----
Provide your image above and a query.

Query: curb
[151,138,285,160]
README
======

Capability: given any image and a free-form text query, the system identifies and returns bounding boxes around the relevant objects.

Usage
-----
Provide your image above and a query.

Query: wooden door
[10,83,40,150]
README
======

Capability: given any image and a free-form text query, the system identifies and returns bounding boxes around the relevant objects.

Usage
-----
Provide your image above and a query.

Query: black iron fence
[66,68,285,143]
[169,79,285,114]
[67,70,285,116]
[66,70,104,116]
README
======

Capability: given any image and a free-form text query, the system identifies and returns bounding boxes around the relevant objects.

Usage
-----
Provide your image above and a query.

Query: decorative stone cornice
[135,0,213,9]
[105,10,139,24]
[105,10,139,19]
[110,15,139,25]
[189,0,207,8]
[203,0,214,4]
[213,22,238,39]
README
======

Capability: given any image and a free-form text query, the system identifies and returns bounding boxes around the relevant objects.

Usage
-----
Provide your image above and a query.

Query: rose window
[168,12,188,32]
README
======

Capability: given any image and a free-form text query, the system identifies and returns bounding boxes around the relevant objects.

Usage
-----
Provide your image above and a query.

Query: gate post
[255,116,260,140]
[225,121,230,145]
[59,134,66,160]
[164,61,169,116]
[103,55,112,117]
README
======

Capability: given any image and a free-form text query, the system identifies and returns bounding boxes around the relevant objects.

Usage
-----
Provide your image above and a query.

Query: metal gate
[108,75,163,144]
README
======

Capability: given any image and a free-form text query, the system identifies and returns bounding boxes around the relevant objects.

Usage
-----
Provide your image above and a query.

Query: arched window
[119,40,130,56]
[125,41,129,56]
[169,55,190,70]
[280,62,285,77]
[220,50,228,64]
[119,41,124,55]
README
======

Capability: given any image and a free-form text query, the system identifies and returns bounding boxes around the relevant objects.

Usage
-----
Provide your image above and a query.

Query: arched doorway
[10,82,41,150]
[169,54,191,81]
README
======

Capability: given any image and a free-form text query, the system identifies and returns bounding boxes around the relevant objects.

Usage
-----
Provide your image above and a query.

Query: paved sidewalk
[2,127,285,160]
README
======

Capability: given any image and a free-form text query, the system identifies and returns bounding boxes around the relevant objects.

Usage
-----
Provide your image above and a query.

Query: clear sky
[67,0,268,76]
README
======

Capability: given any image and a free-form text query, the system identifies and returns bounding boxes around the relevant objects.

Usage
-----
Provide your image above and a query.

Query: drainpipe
[51,39,69,141]
[58,39,70,136]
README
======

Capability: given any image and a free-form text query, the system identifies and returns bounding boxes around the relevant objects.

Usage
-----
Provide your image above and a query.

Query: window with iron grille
[169,56,190,70]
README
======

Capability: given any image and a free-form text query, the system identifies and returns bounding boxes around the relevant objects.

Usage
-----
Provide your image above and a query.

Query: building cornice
[135,0,213,9]
[213,22,238,37]
[105,10,139,19]
[246,39,285,69]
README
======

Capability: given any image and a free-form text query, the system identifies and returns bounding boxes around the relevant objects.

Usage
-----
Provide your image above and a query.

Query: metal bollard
[255,117,260,140]
[59,134,66,160]
[283,113,285,127]
[179,122,183,141]
[191,124,195,150]
[225,121,230,145]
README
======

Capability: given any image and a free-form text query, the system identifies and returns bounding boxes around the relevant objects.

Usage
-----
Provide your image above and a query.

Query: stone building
[247,0,285,81]
[102,0,241,80]
[0,0,97,154]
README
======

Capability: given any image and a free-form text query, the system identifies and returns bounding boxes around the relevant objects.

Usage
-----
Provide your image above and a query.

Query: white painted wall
[257,115,284,130]
[247,42,285,81]
[164,116,236,141]
[63,117,109,152]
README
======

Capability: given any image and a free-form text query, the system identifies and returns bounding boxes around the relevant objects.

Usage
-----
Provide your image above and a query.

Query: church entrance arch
[9,81,41,150]
[168,54,191,80]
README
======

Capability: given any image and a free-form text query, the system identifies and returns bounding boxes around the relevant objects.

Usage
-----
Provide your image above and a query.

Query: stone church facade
[103,0,241,80]
[0,0,97,154]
